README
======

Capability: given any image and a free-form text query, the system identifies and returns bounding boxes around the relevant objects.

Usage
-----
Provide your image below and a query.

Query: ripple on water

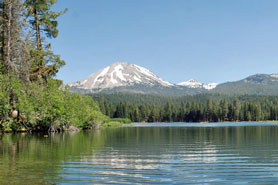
[1,124,278,184]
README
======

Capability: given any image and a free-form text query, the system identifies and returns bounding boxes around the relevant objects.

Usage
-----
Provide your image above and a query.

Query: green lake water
[1,122,278,184]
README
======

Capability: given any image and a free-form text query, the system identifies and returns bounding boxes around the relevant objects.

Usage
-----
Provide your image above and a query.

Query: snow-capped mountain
[68,62,218,95]
[68,62,173,91]
[177,79,217,90]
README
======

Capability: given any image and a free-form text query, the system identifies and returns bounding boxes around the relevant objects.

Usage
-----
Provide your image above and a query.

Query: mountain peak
[177,79,217,90]
[177,79,203,88]
[68,62,174,91]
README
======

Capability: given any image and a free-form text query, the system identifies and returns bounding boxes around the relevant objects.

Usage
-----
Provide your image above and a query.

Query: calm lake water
[1,122,278,184]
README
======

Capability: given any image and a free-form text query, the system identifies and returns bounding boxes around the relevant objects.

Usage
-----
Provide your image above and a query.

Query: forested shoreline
[93,94,278,123]
[0,0,125,132]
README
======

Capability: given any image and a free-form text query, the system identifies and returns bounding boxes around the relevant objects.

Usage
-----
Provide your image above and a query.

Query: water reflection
[1,125,278,184]
[0,130,106,184]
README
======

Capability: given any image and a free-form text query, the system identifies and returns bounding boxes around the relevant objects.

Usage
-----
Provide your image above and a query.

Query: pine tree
[254,103,262,121]
[133,106,140,122]
[25,0,67,81]
[219,99,228,121]
[233,98,241,121]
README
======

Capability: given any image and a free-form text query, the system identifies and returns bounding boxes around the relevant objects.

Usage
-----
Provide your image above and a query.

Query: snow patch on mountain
[110,71,117,84]
[203,83,218,90]
[177,79,217,90]
[91,66,110,87]
[134,65,154,78]
[134,75,142,82]
[177,79,203,88]
[114,64,126,82]
[271,74,278,78]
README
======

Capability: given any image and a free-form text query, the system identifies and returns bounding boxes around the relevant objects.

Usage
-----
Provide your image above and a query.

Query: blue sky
[52,0,278,84]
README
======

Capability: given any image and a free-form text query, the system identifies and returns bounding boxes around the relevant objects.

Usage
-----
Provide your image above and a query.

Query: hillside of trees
[93,93,278,122]
[0,0,114,132]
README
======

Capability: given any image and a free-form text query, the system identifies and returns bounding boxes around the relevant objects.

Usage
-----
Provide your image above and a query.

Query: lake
[1,122,278,184]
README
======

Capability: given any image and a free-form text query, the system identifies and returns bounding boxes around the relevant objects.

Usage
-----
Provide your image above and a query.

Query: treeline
[94,94,278,122]
[0,0,109,132]
[92,93,278,106]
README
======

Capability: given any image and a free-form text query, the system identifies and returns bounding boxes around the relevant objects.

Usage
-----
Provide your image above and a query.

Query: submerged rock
[92,123,101,130]
[85,123,101,130]
[67,125,80,132]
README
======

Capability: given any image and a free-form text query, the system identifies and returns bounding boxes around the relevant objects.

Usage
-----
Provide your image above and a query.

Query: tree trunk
[34,7,47,82]
[0,2,4,65]
[19,39,30,83]
[2,0,17,76]
[20,58,30,82]
[34,8,43,67]
[34,8,41,50]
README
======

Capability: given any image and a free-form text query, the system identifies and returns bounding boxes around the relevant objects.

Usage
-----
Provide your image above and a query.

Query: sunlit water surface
[1,122,278,184]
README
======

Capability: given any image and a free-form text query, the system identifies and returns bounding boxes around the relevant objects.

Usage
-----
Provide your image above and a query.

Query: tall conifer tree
[25,0,67,81]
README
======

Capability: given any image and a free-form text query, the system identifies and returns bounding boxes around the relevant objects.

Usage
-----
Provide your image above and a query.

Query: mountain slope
[212,74,278,95]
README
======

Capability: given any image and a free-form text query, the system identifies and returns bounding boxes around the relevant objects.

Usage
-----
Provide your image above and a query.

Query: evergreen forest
[93,93,278,123]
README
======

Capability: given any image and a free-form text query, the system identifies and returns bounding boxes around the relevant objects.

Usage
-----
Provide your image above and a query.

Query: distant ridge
[68,62,278,96]
[211,74,278,95]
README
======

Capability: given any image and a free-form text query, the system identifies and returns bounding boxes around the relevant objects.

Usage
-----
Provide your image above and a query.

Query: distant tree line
[94,94,278,122]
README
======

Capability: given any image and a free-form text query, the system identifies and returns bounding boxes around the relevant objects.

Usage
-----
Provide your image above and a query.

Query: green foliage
[102,121,123,127]
[25,0,68,39]
[24,0,67,80]
[0,74,107,131]
[108,118,132,124]
[101,118,131,127]
[94,93,278,123]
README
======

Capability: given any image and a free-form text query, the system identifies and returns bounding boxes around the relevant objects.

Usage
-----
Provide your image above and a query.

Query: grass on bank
[102,118,132,127]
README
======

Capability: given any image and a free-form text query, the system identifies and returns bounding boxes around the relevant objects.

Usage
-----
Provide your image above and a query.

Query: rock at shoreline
[67,125,80,132]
